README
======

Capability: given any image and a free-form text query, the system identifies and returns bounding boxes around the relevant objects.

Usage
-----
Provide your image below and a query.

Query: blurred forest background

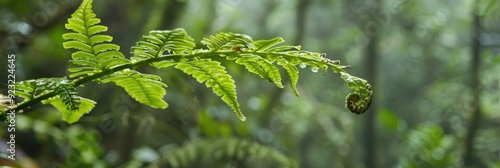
[1,0,500,167]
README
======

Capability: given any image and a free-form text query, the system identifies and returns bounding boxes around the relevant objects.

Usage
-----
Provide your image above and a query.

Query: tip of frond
[239,115,246,121]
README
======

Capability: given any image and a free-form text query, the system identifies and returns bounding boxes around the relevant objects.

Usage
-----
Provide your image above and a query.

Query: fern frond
[15,78,66,102]
[277,59,300,96]
[175,59,244,121]
[42,97,96,124]
[201,32,253,51]
[131,28,196,64]
[235,54,284,88]
[62,0,130,79]
[54,81,81,111]
[267,45,301,52]
[341,72,373,114]
[251,37,285,51]
[158,138,297,168]
[102,70,168,109]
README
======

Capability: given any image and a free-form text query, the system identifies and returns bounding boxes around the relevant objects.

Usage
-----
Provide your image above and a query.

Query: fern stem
[12,51,348,113]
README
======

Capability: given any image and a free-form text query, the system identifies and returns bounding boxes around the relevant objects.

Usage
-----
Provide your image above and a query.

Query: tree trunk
[362,0,381,167]
[463,1,483,166]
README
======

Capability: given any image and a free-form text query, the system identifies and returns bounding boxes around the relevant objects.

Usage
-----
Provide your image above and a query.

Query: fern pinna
[3,0,372,124]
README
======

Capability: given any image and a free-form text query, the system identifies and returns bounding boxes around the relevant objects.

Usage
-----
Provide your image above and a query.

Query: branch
[11,51,349,113]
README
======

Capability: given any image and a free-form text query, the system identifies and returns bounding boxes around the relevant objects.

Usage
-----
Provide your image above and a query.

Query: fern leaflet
[63,0,130,79]
[131,28,195,65]
[175,59,244,121]
[235,54,284,88]
[54,81,81,111]
[102,70,168,109]
[43,97,96,124]
[15,78,67,102]
[277,59,300,96]
[201,32,253,51]
[252,37,285,52]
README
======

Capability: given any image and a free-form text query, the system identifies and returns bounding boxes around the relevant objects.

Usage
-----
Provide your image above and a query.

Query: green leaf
[131,28,195,63]
[201,32,253,51]
[63,0,129,78]
[63,41,93,52]
[15,78,67,103]
[44,97,96,124]
[377,108,399,131]
[102,71,168,109]
[235,54,284,88]
[175,59,245,121]
[277,59,300,96]
[267,45,301,52]
[154,61,177,69]
[252,37,284,51]
[89,35,113,45]
[54,81,81,111]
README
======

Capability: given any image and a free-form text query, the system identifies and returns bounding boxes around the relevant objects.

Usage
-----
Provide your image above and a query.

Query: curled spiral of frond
[341,72,373,114]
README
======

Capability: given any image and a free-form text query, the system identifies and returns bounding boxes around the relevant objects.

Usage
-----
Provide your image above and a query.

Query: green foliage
[62,0,130,79]
[101,70,168,109]
[341,72,373,114]
[396,123,452,168]
[201,32,253,51]
[42,97,96,124]
[175,59,243,120]
[131,29,195,62]
[277,59,300,96]
[15,78,66,102]
[235,54,284,88]
[6,0,372,124]
[155,138,297,168]
[12,78,95,123]
[16,115,105,167]
[54,81,81,111]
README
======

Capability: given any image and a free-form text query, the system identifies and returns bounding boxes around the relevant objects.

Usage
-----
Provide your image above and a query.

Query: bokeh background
[1,0,500,167]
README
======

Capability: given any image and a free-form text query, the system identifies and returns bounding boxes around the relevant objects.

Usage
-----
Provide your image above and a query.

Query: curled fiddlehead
[341,72,373,114]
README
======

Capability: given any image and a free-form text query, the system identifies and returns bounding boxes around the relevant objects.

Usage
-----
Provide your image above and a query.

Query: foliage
[4,0,371,124]
[396,123,452,168]
[122,138,298,168]
[1,0,499,167]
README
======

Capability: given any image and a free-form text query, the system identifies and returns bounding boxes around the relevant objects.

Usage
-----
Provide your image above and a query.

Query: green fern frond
[267,45,301,52]
[251,37,285,51]
[62,0,130,79]
[102,70,168,109]
[9,0,374,124]
[131,29,196,64]
[175,59,244,121]
[235,54,284,88]
[201,32,253,51]
[15,78,66,102]
[158,138,297,168]
[341,72,373,114]
[42,97,96,124]
[54,81,81,111]
[277,59,300,96]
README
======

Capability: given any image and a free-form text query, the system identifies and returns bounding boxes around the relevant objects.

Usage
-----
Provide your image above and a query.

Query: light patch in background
[247,96,261,110]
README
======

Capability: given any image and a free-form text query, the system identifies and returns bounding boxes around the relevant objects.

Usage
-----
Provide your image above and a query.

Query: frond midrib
[81,0,97,57]
[11,50,348,112]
